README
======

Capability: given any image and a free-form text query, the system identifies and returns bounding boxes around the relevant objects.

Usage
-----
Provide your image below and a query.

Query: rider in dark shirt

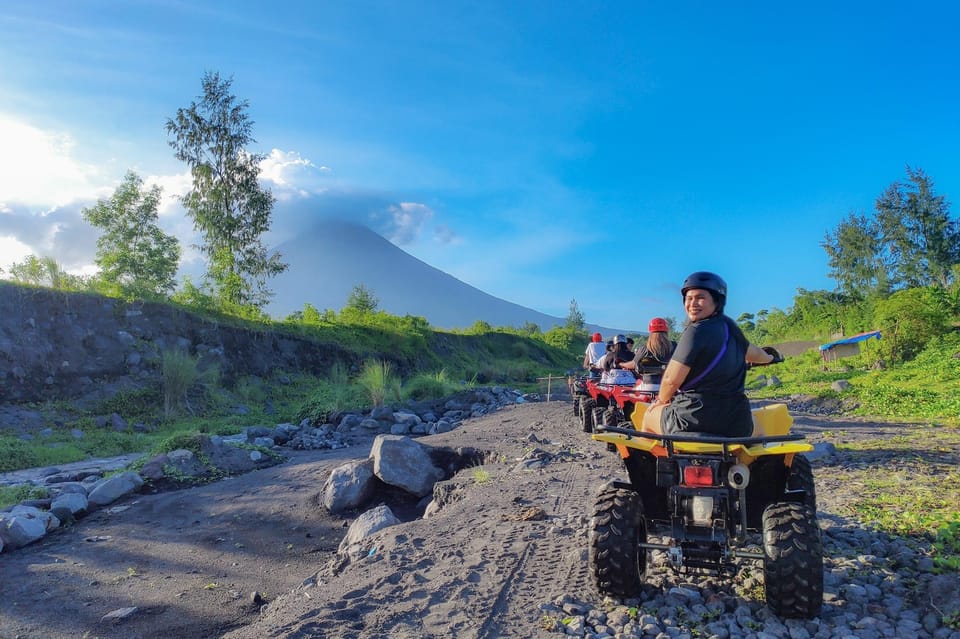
[601,335,638,385]
[641,272,776,437]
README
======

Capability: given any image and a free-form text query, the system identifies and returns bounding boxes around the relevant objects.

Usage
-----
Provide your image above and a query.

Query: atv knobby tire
[787,454,817,511]
[604,407,621,427]
[761,502,823,619]
[592,407,607,431]
[573,396,581,418]
[589,483,646,598]
[580,398,596,433]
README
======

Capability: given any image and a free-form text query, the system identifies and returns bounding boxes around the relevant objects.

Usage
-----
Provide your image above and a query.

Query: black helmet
[613,334,627,345]
[681,271,727,310]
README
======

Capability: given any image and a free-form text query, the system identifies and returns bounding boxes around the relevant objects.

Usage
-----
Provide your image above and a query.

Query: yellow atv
[589,402,823,619]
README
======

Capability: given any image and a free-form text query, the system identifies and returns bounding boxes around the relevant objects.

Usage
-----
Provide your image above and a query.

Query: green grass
[0,484,49,509]
[403,369,461,401]
[748,338,960,574]
[832,426,960,573]
[471,467,492,484]
[748,332,960,425]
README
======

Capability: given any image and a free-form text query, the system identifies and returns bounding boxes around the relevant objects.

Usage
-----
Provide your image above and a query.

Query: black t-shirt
[631,343,675,383]
[604,344,635,371]
[661,314,753,437]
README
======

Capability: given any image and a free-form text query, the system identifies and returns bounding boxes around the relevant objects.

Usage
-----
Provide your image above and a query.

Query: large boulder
[371,435,445,498]
[337,504,401,553]
[201,436,278,473]
[87,471,145,507]
[0,505,60,550]
[323,459,379,513]
[50,492,89,521]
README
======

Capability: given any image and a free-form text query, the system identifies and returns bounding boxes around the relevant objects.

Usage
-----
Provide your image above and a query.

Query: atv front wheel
[589,482,646,598]
[573,396,581,417]
[580,399,596,433]
[593,407,607,431]
[762,502,823,619]
[787,454,817,511]
[604,407,622,427]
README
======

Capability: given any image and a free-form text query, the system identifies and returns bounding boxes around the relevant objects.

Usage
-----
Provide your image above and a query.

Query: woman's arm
[745,343,774,364]
[654,359,691,406]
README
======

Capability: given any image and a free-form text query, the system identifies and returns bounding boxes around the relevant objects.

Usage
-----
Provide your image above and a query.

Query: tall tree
[565,298,585,331]
[82,171,180,298]
[166,71,287,309]
[823,167,959,296]
[345,284,379,314]
[874,167,959,289]
[822,212,891,297]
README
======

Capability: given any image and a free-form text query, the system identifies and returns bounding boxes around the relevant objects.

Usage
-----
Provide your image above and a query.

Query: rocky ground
[1,399,958,639]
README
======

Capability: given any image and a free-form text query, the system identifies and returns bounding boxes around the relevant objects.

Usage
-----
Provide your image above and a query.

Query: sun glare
[0,114,100,208]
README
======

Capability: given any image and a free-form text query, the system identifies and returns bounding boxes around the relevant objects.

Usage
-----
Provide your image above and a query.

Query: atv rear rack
[592,424,811,457]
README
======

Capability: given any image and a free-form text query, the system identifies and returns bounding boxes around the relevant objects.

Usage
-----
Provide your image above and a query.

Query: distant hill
[267,220,629,334]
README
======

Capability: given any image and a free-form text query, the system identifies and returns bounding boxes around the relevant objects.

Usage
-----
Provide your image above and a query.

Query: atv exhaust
[727,463,750,489]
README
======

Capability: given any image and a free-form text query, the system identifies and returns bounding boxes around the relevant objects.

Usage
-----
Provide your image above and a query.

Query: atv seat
[627,402,793,437]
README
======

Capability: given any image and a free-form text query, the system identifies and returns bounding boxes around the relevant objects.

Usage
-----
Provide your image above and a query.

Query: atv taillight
[683,466,714,487]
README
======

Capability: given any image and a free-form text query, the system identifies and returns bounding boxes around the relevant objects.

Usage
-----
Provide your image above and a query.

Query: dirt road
[0,400,951,639]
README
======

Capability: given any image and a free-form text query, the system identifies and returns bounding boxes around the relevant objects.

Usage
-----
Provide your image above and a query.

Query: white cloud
[0,114,107,209]
[384,202,433,245]
[145,171,192,217]
[259,149,332,201]
[433,223,460,245]
[0,236,33,270]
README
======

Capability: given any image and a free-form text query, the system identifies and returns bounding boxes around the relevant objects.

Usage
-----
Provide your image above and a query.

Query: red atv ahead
[576,377,631,433]
[576,363,666,434]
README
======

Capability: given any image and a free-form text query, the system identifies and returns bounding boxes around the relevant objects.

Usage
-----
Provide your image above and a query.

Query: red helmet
[592,332,602,342]
[648,317,669,333]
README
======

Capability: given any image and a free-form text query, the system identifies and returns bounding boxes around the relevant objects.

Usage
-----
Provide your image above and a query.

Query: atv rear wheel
[787,454,817,511]
[589,482,646,598]
[761,502,823,619]
[580,399,596,433]
[573,396,581,417]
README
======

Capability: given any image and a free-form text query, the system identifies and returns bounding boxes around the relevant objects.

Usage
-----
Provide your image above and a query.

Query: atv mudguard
[591,403,813,463]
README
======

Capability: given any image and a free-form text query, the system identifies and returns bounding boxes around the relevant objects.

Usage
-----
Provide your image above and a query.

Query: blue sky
[1,1,958,329]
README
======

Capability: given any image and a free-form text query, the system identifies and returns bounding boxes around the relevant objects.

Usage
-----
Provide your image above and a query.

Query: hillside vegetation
[0,281,583,483]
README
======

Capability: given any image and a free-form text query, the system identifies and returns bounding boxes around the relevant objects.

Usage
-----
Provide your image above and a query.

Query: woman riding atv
[600,335,637,385]
[621,317,676,386]
[641,272,781,437]
[582,332,606,374]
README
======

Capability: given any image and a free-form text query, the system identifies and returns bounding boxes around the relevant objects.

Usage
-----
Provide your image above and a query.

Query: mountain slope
[267,220,567,330]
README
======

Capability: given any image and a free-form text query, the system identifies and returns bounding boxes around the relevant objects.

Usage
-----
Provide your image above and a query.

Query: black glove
[762,346,784,364]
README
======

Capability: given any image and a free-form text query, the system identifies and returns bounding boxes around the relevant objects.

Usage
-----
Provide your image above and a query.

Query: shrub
[294,384,350,423]
[0,439,41,472]
[357,359,401,407]
[873,288,950,363]
[152,431,207,456]
[96,387,162,419]
[161,348,220,418]
[232,376,267,404]
[404,370,456,401]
